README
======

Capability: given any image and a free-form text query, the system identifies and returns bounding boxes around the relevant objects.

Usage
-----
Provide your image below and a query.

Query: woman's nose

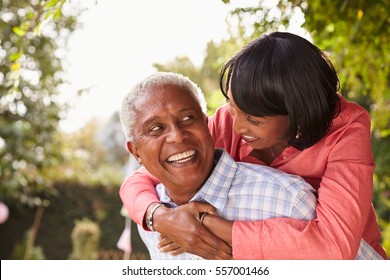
[232,113,248,134]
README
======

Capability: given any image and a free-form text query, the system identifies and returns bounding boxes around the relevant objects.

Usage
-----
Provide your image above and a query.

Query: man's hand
[153,201,232,259]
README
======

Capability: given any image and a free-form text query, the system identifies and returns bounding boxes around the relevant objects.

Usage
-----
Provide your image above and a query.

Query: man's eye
[182,116,192,121]
[148,125,162,134]
[151,125,161,131]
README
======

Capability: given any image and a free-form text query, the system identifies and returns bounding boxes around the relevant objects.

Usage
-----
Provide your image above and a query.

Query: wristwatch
[146,203,163,232]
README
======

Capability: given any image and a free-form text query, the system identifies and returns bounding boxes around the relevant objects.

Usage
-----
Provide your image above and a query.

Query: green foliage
[47,119,126,187]
[381,222,390,254]
[69,218,100,260]
[0,0,81,207]
[372,136,390,223]
[301,0,390,135]
[0,182,148,260]
[11,230,45,260]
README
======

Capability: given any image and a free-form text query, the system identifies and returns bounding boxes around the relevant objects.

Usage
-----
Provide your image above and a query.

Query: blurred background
[0,0,389,260]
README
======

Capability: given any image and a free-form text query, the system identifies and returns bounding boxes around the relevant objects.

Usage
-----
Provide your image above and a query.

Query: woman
[119,32,387,259]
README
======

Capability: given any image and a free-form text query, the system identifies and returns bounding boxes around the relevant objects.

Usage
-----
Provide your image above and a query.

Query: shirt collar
[157,149,238,212]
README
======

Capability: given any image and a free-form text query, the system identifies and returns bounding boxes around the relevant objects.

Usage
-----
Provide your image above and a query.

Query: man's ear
[126,142,142,164]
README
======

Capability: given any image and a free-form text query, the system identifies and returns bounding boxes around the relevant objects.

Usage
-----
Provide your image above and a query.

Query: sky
[59,0,256,132]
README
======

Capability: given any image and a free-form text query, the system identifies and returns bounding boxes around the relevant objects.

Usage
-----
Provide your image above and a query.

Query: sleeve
[289,186,318,221]
[119,167,161,227]
[208,105,238,157]
[232,110,376,259]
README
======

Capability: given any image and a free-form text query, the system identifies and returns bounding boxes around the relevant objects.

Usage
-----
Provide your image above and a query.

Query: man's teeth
[167,150,195,163]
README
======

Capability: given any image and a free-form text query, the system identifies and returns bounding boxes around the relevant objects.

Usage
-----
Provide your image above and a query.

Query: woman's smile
[241,135,258,143]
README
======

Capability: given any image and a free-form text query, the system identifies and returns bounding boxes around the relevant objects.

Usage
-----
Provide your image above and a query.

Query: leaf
[53,9,62,21]
[12,26,26,37]
[33,23,42,36]
[26,11,36,20]
[44,0,60,9]
[44,10,55,20]
[9,52,22,62]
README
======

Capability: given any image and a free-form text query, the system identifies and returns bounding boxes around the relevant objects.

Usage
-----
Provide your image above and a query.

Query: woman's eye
[246,116,261,126]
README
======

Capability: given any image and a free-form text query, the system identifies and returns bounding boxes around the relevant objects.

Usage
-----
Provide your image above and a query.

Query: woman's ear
[126,142,142,164]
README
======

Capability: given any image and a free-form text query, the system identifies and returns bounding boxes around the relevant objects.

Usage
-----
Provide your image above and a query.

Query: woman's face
[227,87,291,150]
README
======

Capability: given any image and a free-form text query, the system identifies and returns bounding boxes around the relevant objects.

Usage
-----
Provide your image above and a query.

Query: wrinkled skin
[154,201,232,259]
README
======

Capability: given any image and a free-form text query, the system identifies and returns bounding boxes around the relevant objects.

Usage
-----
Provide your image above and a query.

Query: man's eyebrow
[140,107,198,125]
[179,108,197,114]
[140,115,160,127]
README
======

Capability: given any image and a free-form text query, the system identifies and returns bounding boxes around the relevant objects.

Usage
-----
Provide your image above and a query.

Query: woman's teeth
[242,135,257,141]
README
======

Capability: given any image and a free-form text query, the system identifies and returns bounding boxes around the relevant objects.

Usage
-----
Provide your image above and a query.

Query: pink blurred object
[117,218,132,259]
[0,202,9,224]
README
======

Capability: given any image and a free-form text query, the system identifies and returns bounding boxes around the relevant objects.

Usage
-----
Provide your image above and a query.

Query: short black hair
[219,32,340,150]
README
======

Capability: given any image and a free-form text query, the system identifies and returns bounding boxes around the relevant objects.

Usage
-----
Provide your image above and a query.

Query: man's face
[127,84,214,204]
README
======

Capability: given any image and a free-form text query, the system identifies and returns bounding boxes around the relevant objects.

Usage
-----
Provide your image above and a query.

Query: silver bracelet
[146,203,163,232]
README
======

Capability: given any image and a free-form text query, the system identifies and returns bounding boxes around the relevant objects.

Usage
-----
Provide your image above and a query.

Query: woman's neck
[250,142,289,165]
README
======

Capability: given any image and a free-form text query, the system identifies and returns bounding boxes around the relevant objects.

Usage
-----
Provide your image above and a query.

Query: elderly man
[120,72,382,260]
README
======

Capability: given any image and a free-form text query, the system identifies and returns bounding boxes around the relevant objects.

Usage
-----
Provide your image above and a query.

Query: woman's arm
[119,167,160,226]
[202,214,233,245]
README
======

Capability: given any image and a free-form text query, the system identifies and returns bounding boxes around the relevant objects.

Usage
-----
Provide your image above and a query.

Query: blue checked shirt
[138,149,382,260]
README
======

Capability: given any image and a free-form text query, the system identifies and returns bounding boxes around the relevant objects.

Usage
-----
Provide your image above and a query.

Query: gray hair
[120,72,208,141]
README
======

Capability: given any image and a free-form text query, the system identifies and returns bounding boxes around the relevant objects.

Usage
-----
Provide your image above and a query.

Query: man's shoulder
[234,161,314,194]
[211,149,315,197]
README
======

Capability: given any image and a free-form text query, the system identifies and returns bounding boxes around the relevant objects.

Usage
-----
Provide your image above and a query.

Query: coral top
[119,95,387,259]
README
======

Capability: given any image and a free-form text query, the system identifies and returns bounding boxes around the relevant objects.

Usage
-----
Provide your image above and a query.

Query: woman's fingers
[158,234,172,248]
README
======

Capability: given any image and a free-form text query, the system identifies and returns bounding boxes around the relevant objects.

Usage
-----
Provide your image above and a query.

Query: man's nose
[165,125,187,143]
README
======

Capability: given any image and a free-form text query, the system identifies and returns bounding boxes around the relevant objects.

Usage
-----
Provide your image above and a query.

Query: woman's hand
[153,201,232,259]
[158,234,185,256]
